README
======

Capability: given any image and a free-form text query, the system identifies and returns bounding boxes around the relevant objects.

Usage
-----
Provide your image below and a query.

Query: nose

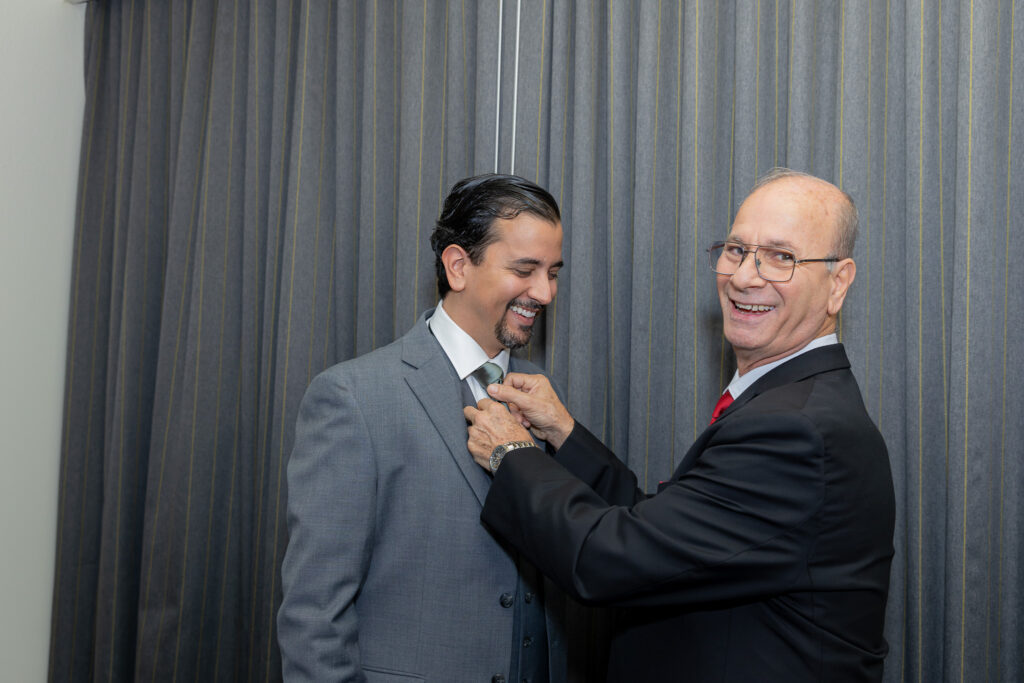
[728,249,767,288]
[528,273,556,305]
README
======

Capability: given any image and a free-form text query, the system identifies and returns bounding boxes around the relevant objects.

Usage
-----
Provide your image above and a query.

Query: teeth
[510,305,537,318]
[735,302,774,313]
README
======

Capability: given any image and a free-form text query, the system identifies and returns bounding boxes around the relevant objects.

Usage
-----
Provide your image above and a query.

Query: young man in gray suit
[278,174,570,682]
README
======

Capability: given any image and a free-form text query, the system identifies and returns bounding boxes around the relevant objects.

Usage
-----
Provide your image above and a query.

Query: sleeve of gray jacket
[278,369,374,682]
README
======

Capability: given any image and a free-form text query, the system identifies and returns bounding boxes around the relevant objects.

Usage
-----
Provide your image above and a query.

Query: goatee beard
[495,300,543,350]
[495,319,531,350]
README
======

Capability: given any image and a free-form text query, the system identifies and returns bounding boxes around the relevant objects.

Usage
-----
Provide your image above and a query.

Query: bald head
[746,168,859,262]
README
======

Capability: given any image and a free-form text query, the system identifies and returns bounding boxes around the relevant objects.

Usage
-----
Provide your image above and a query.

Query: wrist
[488,440,535,473]
[547,417,574,450]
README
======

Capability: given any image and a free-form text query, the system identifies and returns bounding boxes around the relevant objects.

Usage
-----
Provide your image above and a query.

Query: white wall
[0,1,86,681]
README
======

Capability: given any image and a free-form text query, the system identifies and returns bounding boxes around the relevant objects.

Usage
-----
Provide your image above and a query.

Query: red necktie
[710,390,734,424]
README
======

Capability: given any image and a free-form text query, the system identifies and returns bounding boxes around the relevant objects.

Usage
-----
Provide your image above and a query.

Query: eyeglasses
[707,241,839,283]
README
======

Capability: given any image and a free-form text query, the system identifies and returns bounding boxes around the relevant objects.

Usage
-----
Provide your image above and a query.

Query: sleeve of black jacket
[480,415,825,609]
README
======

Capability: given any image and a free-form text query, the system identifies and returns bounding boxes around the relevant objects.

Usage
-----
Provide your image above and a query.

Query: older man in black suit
[465,168,895,682]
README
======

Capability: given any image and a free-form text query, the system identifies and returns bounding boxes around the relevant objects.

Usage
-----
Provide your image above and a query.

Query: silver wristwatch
[488,440,535,473]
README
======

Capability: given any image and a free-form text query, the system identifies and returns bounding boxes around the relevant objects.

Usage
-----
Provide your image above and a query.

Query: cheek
[784,289,824,329]
[497,279,522,306]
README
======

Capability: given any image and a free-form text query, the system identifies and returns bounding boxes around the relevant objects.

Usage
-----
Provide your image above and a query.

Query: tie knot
[472,361,505,387]
[710,390,734,424]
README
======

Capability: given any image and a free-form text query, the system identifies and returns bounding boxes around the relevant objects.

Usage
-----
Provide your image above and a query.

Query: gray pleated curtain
[51,1,1022,681]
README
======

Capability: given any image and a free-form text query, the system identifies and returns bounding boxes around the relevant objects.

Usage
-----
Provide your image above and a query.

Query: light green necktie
[471,361,504,388]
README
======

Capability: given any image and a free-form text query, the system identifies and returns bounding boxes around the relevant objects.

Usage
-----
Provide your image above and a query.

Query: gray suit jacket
[278,310,570,682]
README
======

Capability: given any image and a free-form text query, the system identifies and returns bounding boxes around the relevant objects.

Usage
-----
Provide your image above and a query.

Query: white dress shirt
[722,333,839,401]
[427,300,510,403]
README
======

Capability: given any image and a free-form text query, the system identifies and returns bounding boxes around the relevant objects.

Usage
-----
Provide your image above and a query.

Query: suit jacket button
[492,675,506,683]
[499,592,514,608]
[524,591,534,603]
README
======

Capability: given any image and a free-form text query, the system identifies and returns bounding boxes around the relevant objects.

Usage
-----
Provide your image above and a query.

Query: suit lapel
[716,344,852,422]
[673,344,853,476]
[402,314,492,506]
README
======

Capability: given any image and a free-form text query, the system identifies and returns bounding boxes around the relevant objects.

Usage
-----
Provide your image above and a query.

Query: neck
[735,325,836,376]
[440,296,504,357]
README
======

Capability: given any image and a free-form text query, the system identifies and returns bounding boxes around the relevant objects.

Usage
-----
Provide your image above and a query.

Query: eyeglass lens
[709,243,795,282]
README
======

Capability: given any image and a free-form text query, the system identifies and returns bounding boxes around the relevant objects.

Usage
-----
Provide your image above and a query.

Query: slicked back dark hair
[430,173,561,298]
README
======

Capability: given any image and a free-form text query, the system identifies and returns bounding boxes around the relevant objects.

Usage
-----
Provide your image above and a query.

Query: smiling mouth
[509,303,540,320]
[733,301,775,313]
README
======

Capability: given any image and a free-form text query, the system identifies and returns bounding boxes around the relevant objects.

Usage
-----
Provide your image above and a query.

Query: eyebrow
[510,257,564,269]
[726,236,797,251]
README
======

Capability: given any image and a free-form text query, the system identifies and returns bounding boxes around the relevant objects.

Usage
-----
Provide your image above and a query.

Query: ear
[441,244,471,293]
[826,258,856,316]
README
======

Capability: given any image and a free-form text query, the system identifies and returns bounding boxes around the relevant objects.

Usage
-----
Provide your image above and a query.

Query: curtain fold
[52,1,1022,681]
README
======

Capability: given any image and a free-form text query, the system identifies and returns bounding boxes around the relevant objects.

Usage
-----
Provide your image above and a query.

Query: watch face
[490,441,532,472]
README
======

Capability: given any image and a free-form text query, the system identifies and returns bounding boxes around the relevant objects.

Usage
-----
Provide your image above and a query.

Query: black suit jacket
[481,344,895,682]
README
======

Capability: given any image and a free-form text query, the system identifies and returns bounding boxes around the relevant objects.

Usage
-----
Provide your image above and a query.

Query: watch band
[488,440,535,473]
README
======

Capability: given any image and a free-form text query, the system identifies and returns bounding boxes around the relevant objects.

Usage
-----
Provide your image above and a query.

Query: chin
[497,325,533,350]
[506,334,532,350]
[722,329,762,354]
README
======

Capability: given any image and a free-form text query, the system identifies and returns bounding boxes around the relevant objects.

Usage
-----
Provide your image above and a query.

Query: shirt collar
[724,333,838,400]
[427,300,510,380]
